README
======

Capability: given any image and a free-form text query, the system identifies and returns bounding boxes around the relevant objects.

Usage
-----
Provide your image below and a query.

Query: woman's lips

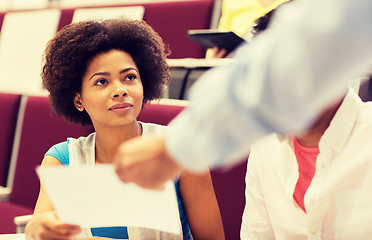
[109,103,133,113]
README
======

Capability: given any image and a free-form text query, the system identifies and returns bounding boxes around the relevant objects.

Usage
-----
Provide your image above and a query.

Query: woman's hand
[25,211,81,240]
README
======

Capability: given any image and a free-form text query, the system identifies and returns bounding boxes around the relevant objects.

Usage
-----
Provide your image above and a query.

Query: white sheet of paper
[36,165,181,235]
[0,234,25,240]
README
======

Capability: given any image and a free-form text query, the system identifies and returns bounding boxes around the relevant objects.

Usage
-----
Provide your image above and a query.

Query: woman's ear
[74,93,84,112]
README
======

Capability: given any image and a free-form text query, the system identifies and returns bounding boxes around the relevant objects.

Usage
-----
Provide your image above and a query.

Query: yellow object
[218,0,290,37]
[206,0,289,58]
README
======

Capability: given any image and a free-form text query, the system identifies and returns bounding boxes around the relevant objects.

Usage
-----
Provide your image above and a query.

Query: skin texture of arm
[179,170,225,240]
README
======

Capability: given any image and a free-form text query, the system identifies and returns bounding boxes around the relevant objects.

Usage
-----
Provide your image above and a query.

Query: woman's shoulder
[45,133,96,165]
[67,132,96,145]
[45,141,69,165]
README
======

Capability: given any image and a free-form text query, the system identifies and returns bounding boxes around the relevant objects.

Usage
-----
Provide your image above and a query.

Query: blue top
[46,141,190,239]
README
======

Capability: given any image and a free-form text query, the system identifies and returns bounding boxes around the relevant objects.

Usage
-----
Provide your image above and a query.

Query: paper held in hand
[36,165,181,235]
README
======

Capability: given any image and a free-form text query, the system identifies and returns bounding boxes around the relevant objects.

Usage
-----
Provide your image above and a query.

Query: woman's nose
[111,86,128,99]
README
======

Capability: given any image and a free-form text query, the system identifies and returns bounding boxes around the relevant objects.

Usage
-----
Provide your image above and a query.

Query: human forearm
[179,170,225,240]
[166,0,372,172]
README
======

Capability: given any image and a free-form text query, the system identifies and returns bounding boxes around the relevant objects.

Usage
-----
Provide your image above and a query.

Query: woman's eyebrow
[120,67,138,74]
[89,72,110,81]
[89,67,138,81]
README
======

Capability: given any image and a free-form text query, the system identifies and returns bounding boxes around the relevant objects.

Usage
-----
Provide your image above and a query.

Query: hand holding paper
[36,165,181,235]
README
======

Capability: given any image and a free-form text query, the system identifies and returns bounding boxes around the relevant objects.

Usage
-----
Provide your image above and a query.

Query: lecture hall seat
[211,159,247,240]
[0,93,21,187]
[138,102,185,125]
[0,95,94,234]
[57,0,214,59]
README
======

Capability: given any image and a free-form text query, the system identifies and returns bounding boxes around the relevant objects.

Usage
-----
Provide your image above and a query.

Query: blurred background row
[0,0,224,99]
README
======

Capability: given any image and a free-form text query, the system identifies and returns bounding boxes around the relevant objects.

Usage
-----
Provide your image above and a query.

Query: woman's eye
[126,74,137,81]
[95,79,107,86]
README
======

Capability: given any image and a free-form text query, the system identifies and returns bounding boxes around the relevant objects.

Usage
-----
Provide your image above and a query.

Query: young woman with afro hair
[25,18,224,240]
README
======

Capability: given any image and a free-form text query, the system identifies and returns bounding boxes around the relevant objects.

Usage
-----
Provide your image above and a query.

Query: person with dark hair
[250,0,293,37]
[25,18,224,240]
[250,7,276,37]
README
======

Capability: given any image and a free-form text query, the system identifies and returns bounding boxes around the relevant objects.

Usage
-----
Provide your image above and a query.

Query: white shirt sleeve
[166,0,372,172]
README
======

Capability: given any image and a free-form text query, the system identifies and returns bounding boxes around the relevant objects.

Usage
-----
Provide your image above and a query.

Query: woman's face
[75,49,144,128]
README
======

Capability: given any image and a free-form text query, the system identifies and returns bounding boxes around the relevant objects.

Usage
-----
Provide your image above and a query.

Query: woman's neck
[296,100,342,148]
[94,121,142,164]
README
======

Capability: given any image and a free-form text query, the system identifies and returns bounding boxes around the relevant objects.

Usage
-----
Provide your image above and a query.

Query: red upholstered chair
[143,0,214,58]
[0,202,33,234]
[57,0,214,59]
[210,159,247,240]
[0,93,22,234]
[0,95,94,234]
[138,102,185,125]
[0,93,21,187]
[58,8,74,31]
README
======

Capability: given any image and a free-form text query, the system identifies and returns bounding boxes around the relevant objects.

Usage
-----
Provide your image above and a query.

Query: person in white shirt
[113,0,372,190]
[241,86,372,239]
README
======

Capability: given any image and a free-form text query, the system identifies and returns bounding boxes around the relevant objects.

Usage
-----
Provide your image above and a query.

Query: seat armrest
[14,214,33,233]
[0,186,11,201]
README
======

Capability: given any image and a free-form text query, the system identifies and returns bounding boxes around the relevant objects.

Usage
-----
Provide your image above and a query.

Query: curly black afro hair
[42,18,170,126]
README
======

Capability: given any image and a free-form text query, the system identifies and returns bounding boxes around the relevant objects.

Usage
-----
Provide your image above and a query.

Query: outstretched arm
[166,0,372,172]
[114,0,372,188]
